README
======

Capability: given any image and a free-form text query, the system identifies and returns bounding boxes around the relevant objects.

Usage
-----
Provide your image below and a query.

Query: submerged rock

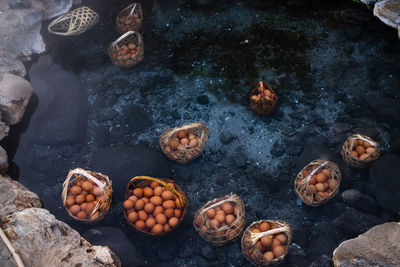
[333,222,400,267]
[374,0,400,29]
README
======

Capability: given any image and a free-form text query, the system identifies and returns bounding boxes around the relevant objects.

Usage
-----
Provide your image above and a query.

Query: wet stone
[197,95,209,105]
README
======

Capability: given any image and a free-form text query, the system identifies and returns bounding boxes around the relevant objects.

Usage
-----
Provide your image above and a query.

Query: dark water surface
[3,0,400,266]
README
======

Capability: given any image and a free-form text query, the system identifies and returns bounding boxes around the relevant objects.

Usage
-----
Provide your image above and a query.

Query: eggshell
[86,194,95,202]
[70,185,82,195]
[222,202,234,214]
[364,141,373,148]
[143,187,153,198]
[194,216,203,227]
[359,153,369,160]
[145,217,156,229]
[164,224,171,232]
[153,187,163,196]
[175,198,183,209]
[169,217,179,228]
[315,183,325,192]
[366,147,375,154]
[153,206,164,216]
[135,199,145,210]
[264,251,274,262]
[152,224,163,234]
[174,209,181,218]
[69,205,80,215]
[210,219,220,229]
[133,188,143,198]
[150,196,163,206]
[180,138,189,146]
[128,195,137,202]
[138,210,148,221]
[259,222,270,232]
[275,233,287,243]
[351,150,359,158]
[216,209,225,216]
[135,220,145,230]
[81,181,93,192]
[156,213,167,225]
[177,130,187,139]
[128,211,138,223]
[189,139,198,148]
[273,245,285,258]
[322,169,331,177]
[272,238,281,248]
[316,173,327,183]
[225,214,236,225]
[144,203,155,213]
[188,133,196,140]
[76,211,87,219]
[355,145,366,155]
[252,228,261,233]
[164,208,174,218]
[162,200,175,209]
[93,186,103,196]
[75,194,85,204]
[161,190,174,200]
[66,196,75,207]
[215,214,225,224]
[86,202,95,215]
[309,176,317,185]
[261,236,273,248]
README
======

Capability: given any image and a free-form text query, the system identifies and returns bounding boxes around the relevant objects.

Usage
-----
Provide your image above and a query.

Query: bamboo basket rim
[124,176,188,236]
[61,168,112,223]
[341,134,381,163]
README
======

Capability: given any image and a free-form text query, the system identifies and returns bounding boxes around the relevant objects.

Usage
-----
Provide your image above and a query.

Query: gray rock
[342,190,379,213]
[0,208,121,267]
[0,146,8,173]
[333,222,400,267]
[197,95,209,105]
[332,208,384,236]
[341,189,362,203]
[0,51,26,81]
[0,174,41,219]
[374,0,400,29]
[0,74,33,125]
[30,0,72,20]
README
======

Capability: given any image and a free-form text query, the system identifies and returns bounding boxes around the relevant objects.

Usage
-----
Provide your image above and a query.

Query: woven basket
[241,220,292,266]
[124,176,187,235]
[294,159,341,207]
[341,134,381,169]
[193,194,245,246]
[61,168,112,223]
[48,6,99,36]
[108,31,144,68]
[159,122,210,164]
[116,3,143,33]
[249,81,277,115]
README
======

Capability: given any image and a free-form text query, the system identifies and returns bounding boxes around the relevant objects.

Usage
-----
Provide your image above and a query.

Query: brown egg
[174,209,182,218]
[145,217,156,229]
[135,199,145,210]
[273,245,285,258]
[69,204,80,215]
[272,238,281,248]
[233,206,238,216]
[366,147,375,154]
[152,224,163,234]
[164,224,171,232]
[133,188,143,198]
[81,181,93,192]
[138,210,148,221]
[189,139,198,148]
[128,195,138,202]
[150,196,163,206]
[66,196,75,207]
[221,202,234,214]
[156,213,167,225]
[164,208,174,218]
[150,181,159,188]
[329,179,338,190]
[141,197,149,204]
[275,233,287,244]
[96,195,105,202]
[309,176,317,185]
[201,225,208,232]
[194,216,203,227]
[188,133,196,140]
[169,217,179,228]
[322,169,331,177]
[170,140,179,150]
[70,185,82,195]
[355,145,366,155]
[180,138,189,146]
[301,169,310,177]
[351,150,359,158]
[224,214,235,225]
[216,209,225,216]
[161,190,174,200]
[86,202,95,216]
[261,235,273,248]
[315,183,325,192]
[128,211,138,223]
[123,200,134,209]
[259,222,270,232]
[364,141,373,148]
[93,186,103,197]
[210,219,220,229]
[264,251,274,262]
[359,153,369,160]
[167,183,176,189]
[144,203,155,213]
[316,173,327,183]
[177,130,187,139]
[75,194,85,204]
[214,214,225,224]
[143,187,153,198]
[153,187,163,196]
[252,228,261,233]
[175,198,183,209]
[163,200,175,209]
[256,240,264,251]
[153,206,164,216]
[86,194,95,202]
[76,211,87,219]
[80,190,88,196]
[135,220,145,230]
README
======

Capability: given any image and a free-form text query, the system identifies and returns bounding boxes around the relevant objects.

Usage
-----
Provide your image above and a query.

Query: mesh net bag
[249,81,277,115]
[193,194,245,246]
[61,168,112,223]
[294,159,341,207]
[341,134,381,169]
[124,176,187,235]
[108,31,144,68]
[241,220,292,266]
[159,122,210,164]
[115,3,143,33]
[48,6,99,36]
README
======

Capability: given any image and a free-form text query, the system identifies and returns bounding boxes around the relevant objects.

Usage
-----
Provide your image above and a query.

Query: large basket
[341,134,381,169]
[61,168,112,223]
[124,176,187,236]
[193,194,245,246]
[159,122,210,164]
[294,159,341,207]
[108,31,144,68]
[249,81,277,115]
[115,3,143,33]
[241,220,292,266]
[48,6,99,36]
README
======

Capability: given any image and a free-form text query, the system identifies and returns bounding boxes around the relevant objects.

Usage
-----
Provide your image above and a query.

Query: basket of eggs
[241,220,292,266]
[115,3,143,33]
[123,176,187,235]
[61,168,112,223]
[108,31,144,68]
[341,134,381,169]
[249,81,277,115]
[159,122,210,164]
[193,194,245,246]
[294,159,341,207]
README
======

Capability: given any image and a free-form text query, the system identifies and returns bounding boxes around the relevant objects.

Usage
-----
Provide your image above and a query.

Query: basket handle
[199,194,238,214]
[129,176,186,206]
[249,226,290,245]
[112,31,143,46]
[128,3,137,17]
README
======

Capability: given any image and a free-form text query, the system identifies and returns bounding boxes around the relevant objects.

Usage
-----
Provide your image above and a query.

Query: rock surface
[0,146,9,173]
[333,222,400,267]
[374,0,400,29]
[332,208,384,236]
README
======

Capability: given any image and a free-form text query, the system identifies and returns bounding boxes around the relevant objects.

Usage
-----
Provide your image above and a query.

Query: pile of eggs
[350,139,377,161]
[123,181,184,235]
[243,221,289,263]
[165,130,201,152]
[117,13,141,33]
[110,43,140,66]
[251,87,276,102]
[65,179,105,220]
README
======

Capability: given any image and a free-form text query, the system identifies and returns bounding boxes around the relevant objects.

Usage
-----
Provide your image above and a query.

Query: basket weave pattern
[108,31,144,68]
[341,134,381,168]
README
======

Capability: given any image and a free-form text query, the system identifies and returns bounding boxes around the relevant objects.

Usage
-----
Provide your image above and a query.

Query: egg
[215,214,225,224]
[170,140,179,151]
[156,213,167,224]
[75,194,85,204]
[93,186,103,197]
[264,251,274,262]
[309,176,317,185]
[177,130,187,139]
[135,220,146,230]
[273,245,285,258]
[175,198,183,209]
[194,216,203,227]
[355,145,366,155]
[351,150,359,158]
[169,217,179,228]
[261,236,273,248]
[315,183,325,192]
[152,224,163,234]
[188,133,196,140]
[138,210,148,221]
[161,190,174,200]
[301,169,310,177]
[153,206,164,216]
[364,141,373,148]
[180,138,189,146]
[153,187,163,196]
[76,211,87,219]
[272,238,281,248]
[210,219,220,229]
[222,202,234,214]
[216,209,225,216]
[135,199,145,210]
[225,214,236,225]
[366,147,375,154]
[189,139,198,148]
[66,196,75,207]
[174,209,182,218]
[163,200,175,209]
[252,228,261,233]
[145,217,156,229]
[316,173,327,183]
[206,209,216,219]
[144,203,155,213]
[233,206,238,216]
[150,181,159,189]
[141,187,152,198]
[133,188,143,198]
[359,153,369,160]
[275,233,287,243]
[86,203,95,215]
[150,196,163,206]
[81,181,93,192]
[69,205,80,215]
[322,169,331,177]
[164,208,174,218]
[164,224,171,232]
[70,185,82,195]
[259,222,270,232]
[128,211,138,223]
[256,240,264,251]
[86,194,95,202]
[128,195,137,202]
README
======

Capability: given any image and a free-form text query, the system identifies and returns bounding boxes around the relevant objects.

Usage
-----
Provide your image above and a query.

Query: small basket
[124,176,187,235]
[108,31,144,68]
[294,159,341,207]
[115,3,143,33]
[341,134,381,169]
[61,168,112,223]
[241,220,292,266]
[159,122,210,164]
[249,81,277,115]
[48,6,99,36]
[193,194,245,246]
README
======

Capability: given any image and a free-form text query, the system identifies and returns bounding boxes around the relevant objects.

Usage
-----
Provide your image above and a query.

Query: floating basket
[341,134,381,169]
[61,168,112,223]
[159,122,210,164]
[108,31,144,68]
[249,81,277,115]
[241,220,292,266]
[116,3,143,33]
[124,176,187,235]
[294,159,341,207]
[193,194,245,246]
[48,6,99,36]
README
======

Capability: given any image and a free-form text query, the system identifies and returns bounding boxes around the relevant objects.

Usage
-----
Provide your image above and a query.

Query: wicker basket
[341,134,381,169]
[61,168,112,223]
[116,3,143,33]
[108,31,144,68]
[124,176,187,235]
[294,159,341,207]
[48,6,99,36]
[159,122,210,164]
[241,220,292,266]
[249,81,277,115]
[193,194,245,246]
